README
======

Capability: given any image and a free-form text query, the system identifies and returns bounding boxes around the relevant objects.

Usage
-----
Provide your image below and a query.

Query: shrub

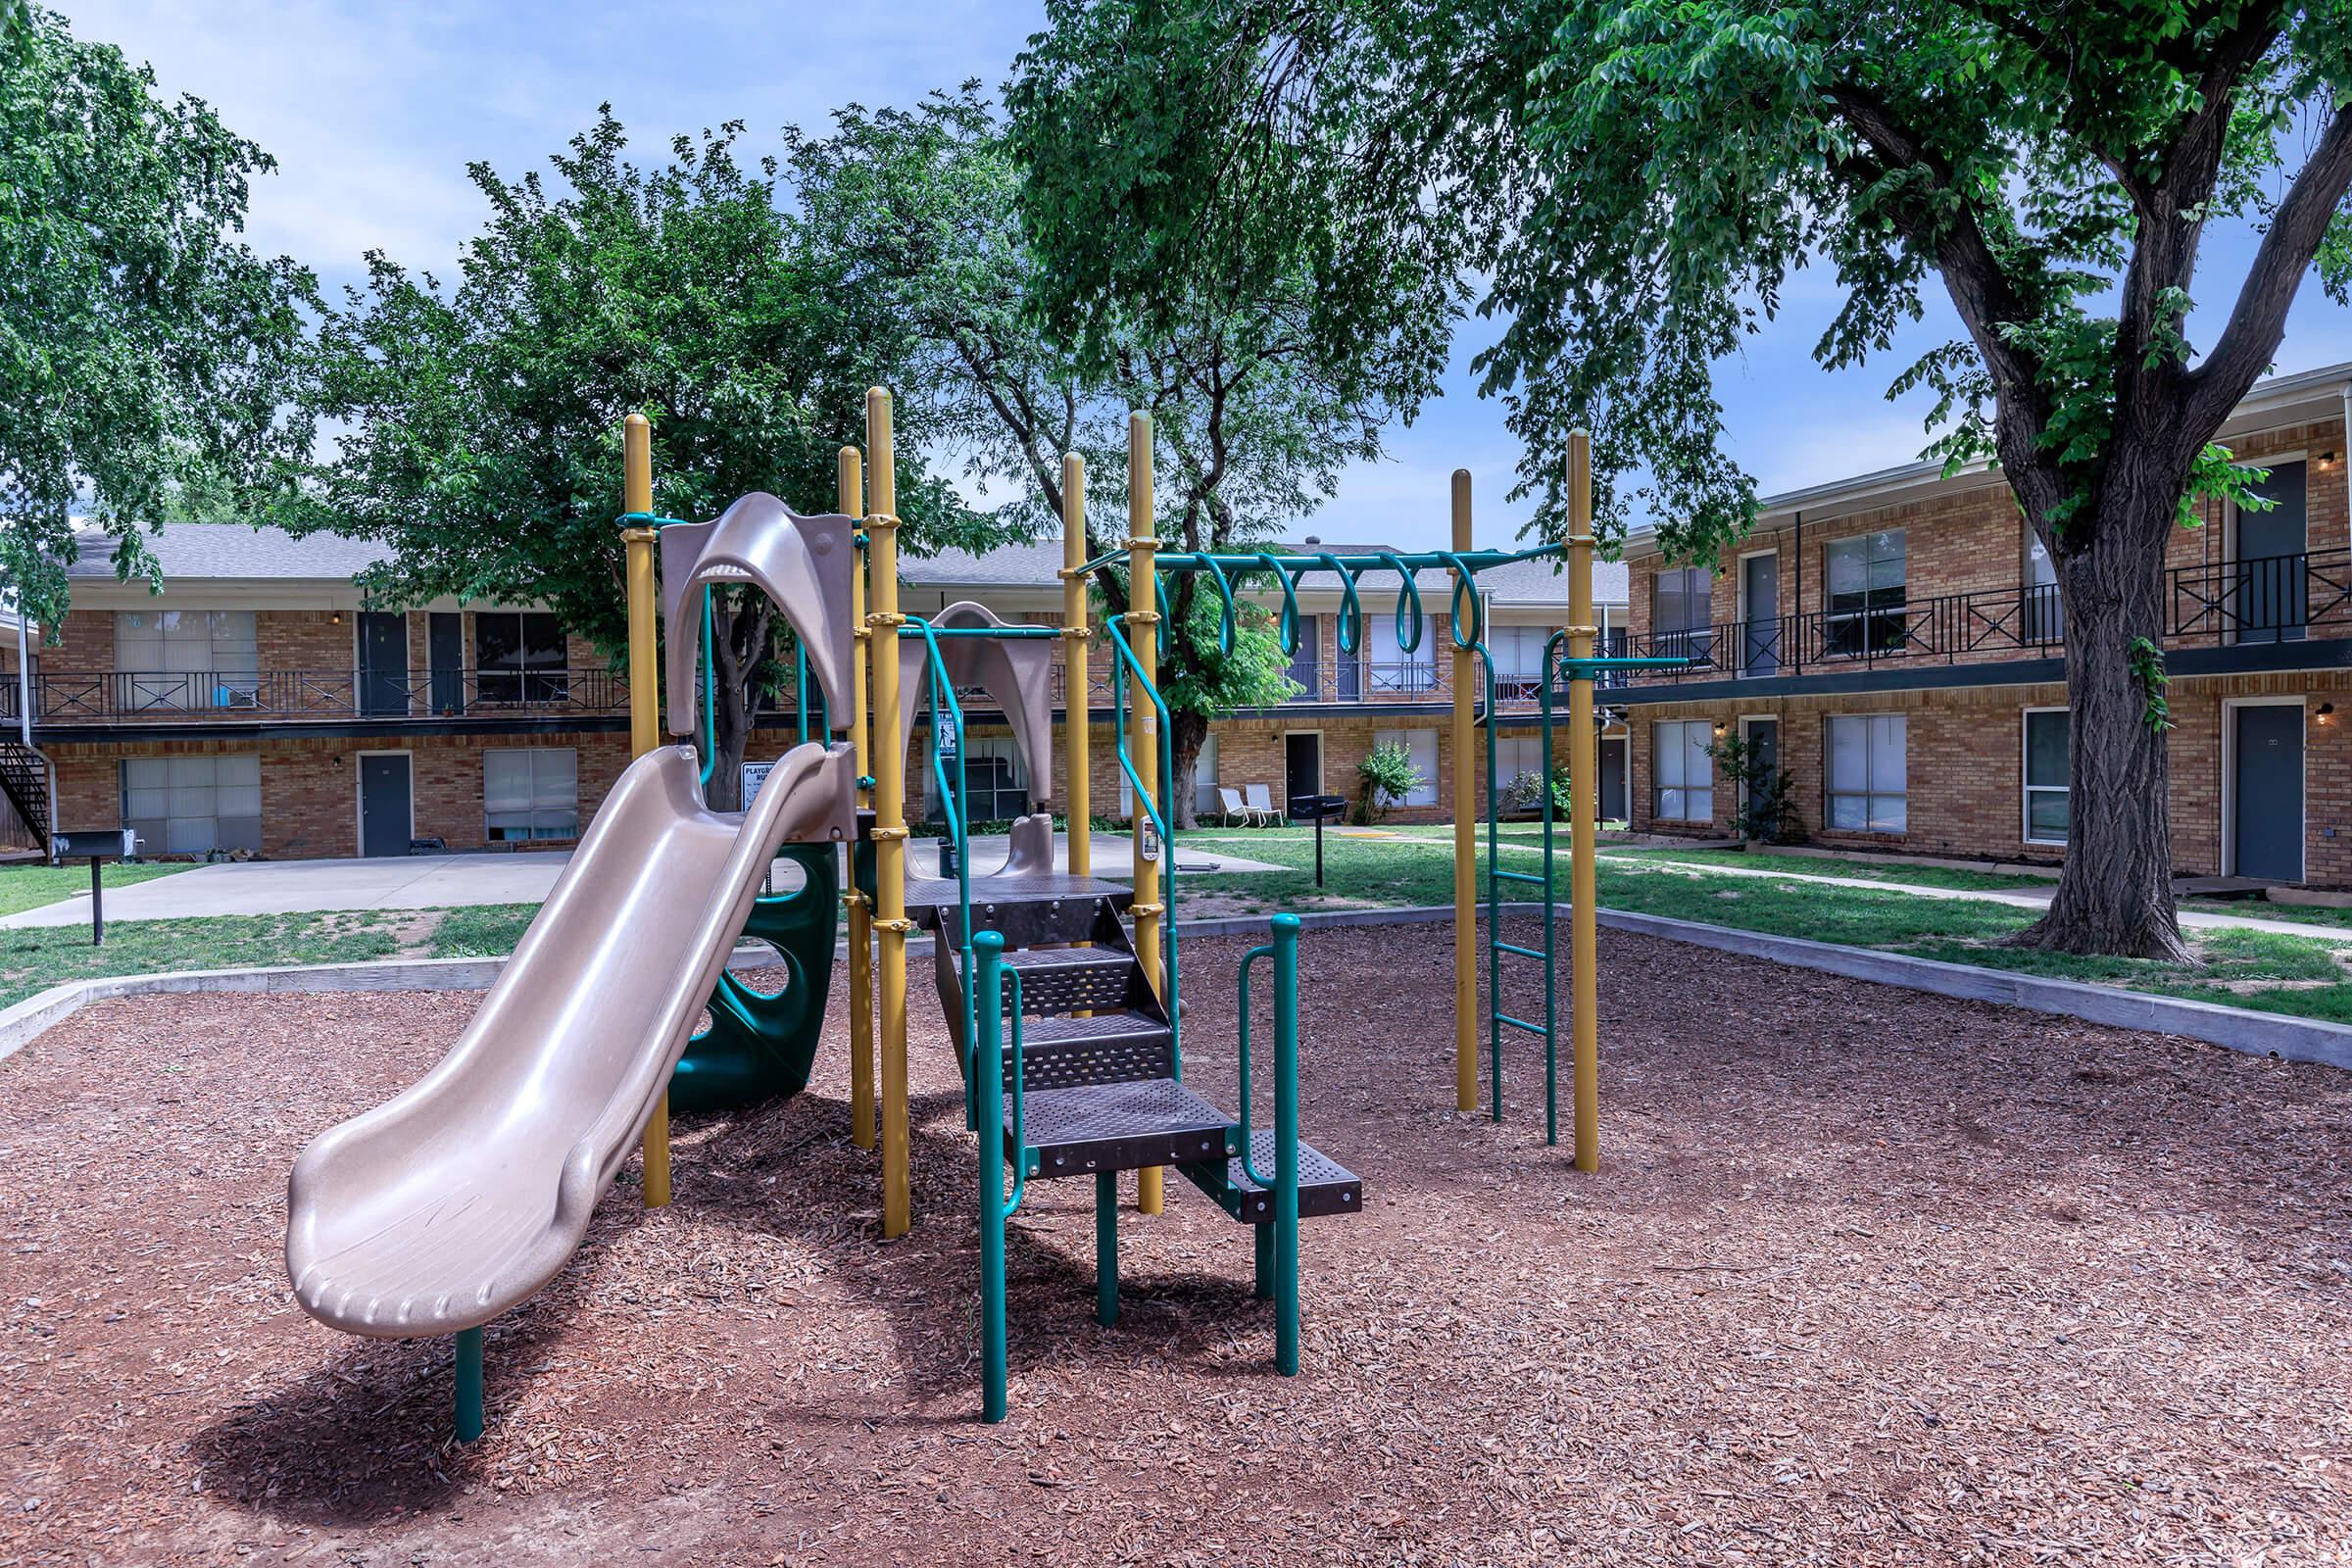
[1354,741,1425,823]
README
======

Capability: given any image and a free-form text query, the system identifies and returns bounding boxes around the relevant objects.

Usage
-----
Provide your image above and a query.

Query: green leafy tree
[1,6,315,627]
[294,113,996,804]
[1008,1,2352,961]
[1353,738,1424,823]
[807,82,1446,826]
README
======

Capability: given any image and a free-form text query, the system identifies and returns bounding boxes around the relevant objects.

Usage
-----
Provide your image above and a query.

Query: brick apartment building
[0,525,1626,860]
[1618,361,2352,888]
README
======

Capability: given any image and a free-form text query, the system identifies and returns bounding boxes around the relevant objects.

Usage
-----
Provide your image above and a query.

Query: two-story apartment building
[3,523,1628,860]
[1618,361,2352,888]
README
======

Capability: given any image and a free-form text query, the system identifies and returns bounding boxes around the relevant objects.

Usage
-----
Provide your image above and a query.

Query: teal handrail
[900,615,976,1083]
[1100,612,1182,1073]
[615,509,717,781]
[1232,914,1303,1375]
[973,930,1012,1422]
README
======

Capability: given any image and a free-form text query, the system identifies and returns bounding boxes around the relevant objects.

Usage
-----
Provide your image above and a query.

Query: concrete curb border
[3,902,2346,1073]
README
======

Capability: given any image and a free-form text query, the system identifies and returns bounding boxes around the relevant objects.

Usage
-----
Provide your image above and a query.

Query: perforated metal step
[1179,1132,1364,1221]
[1004,1077,1233,1178]
[992,1008,1172,1090]
[956,946,1137,1015]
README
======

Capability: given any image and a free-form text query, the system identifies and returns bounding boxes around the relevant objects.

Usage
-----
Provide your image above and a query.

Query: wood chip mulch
[4,920,2350,1566]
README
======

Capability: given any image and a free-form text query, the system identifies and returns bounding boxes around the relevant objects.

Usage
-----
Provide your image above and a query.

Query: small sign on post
[1138,817,1161,862]
[52,828,136,948]
[740,759,774,807]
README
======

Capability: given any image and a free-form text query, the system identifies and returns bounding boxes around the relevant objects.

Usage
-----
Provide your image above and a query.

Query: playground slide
[285,738,854,1338]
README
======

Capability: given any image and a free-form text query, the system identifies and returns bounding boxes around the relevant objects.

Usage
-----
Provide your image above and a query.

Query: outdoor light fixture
[2319,703,2336,726]
[1711,720,1729,737]
[330,611,343,624]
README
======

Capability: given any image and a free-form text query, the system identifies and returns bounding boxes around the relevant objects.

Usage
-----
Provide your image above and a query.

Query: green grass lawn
[1176,823,2352,1026]
[0,909,408,1009]
[0,859,189,918]
[426,903,542,958]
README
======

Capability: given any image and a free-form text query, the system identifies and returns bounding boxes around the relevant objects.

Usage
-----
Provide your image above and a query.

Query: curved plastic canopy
[897,600,1056,807]
[662,494,855,740]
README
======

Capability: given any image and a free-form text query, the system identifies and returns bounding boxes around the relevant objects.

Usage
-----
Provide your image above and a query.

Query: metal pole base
[454,1326,484,1443]
[1095,1171,1119,1325]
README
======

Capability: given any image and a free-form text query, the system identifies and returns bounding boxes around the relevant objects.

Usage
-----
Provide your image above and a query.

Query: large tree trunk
[2012,483,2191,961]
[1166,708,1209,829]
[699,591,770,812]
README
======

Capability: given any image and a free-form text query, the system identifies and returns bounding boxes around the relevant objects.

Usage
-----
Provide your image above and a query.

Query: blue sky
[70,1,2352,553]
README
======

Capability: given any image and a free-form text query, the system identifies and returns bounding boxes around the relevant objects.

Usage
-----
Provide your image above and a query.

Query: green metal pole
[1272,912,1301,1376]
[974,930,1009,1423]
[1095,1171,1118,1325]
[454,1326,484,1443]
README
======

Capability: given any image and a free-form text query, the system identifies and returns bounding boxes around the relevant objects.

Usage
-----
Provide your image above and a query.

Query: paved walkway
[0,830,1286,928]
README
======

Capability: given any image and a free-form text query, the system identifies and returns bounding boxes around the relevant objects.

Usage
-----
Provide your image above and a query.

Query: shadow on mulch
[186,1069,1287,1529]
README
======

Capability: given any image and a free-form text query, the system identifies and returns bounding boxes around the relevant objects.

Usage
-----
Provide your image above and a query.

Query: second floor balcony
[1624,550,2351,685]
[1,666,631,725]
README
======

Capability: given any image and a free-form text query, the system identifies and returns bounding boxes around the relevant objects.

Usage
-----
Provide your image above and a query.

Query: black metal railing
[1626,550,2352,685]
[0,667,631,723]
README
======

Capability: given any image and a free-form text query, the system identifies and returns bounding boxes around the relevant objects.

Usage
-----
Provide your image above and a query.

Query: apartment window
[1372,728,1439,808]
[474,612,566,703]
[1825,530,1907,656]
[1490,625,1555,700]
[115,611,259,709]
[122,754,262,856]
[484,747,579,841]
[1117,733,1221,818]
[1652,720,1715,822]
[2024,710,2069,845]
[1653,567,1716,664]
[1827,714,1906,832]
[937,735,1030,823]
[1493,732,1545,808]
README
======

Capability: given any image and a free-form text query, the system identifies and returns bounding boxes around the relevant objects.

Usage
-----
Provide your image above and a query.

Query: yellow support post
[866,389,913,1238]
[1061,454,1092,878]
[1127,413,1164,1216]
[623,414,671,1210]
[1566,431,1600,1173]
[841,445,876,1153]
[1449,468,1478,1113]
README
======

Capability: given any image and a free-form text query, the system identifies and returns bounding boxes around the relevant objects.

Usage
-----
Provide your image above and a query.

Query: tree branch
[2183,103,2352,435]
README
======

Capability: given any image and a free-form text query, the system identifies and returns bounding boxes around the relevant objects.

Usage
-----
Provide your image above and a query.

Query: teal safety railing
[971,929,1029,1423]
[1099,611,1183,1072]
[1234,912,1303,1375]
[616,510,717,784]
[900,614,977,1097]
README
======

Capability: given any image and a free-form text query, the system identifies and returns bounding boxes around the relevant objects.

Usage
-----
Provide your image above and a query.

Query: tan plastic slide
[285,738,854,1338]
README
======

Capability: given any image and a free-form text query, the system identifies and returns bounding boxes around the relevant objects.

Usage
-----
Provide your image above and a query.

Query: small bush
[1354,741,1425,824]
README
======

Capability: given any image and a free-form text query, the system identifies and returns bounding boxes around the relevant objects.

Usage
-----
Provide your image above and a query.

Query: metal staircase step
[992,1008,1173,1091]
[1003,1076,1233,1178]
[955,946,1137,1015]
[1178,1132,1364,1221]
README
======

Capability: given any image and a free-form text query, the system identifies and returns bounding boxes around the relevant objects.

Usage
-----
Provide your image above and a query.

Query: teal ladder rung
[1492,868,1547,886]
[1493,940,1549,961]
[1494,1011,1549,1036]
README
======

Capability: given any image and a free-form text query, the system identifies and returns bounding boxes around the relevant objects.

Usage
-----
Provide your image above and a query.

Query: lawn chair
[1216,786,1253,827]
[1244,782,1282,826]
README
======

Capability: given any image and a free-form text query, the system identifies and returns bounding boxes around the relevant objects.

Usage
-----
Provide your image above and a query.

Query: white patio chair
[1244,783,1281,826]
[1217,786,1252,827]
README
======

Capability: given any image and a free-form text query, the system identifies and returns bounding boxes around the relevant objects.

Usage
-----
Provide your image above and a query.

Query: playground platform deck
[5,923,2349,1565]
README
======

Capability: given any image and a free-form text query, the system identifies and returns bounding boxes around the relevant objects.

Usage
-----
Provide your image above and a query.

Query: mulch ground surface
[4,922,2351,1566]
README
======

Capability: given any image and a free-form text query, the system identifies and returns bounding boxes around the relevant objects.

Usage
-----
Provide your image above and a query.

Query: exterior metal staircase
[0,739,50,852]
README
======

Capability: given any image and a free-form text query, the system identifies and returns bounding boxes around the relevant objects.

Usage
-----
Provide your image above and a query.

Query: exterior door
[358,753,413,858]
[2235,461,2308,643]
[1741,554,1779,676]
[427,612,465,714]
[358,612,409,715]
[1283,732,1321,815]
[1598,737,1628,821]
[2231,705,2303,881]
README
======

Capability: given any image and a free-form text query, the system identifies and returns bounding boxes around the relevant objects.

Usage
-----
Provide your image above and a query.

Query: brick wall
[1628,668,2352,885]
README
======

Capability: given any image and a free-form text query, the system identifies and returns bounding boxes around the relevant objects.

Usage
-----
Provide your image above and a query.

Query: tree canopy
[293,112,990,802]
[0,5,314,625]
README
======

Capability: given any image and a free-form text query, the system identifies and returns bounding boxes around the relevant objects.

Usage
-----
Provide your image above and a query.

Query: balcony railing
[1625,550,2352,685]
[1,667,631,723]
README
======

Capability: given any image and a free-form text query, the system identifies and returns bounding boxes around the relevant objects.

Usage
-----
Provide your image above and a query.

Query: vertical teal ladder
[1481,644,1562,1143]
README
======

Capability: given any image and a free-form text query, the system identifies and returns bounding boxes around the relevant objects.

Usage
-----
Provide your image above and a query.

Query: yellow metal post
[623,414,671,1209]
[1061,454,1092,878]
[1567,431,1600,1173]
[1127,414,1164,1215]
[1449,468,1477,1113]
[866,389,913,1237]
[841,445,876,1153]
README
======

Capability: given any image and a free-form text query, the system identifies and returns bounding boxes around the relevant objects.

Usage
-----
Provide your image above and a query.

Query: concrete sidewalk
[0,829,1286,928]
